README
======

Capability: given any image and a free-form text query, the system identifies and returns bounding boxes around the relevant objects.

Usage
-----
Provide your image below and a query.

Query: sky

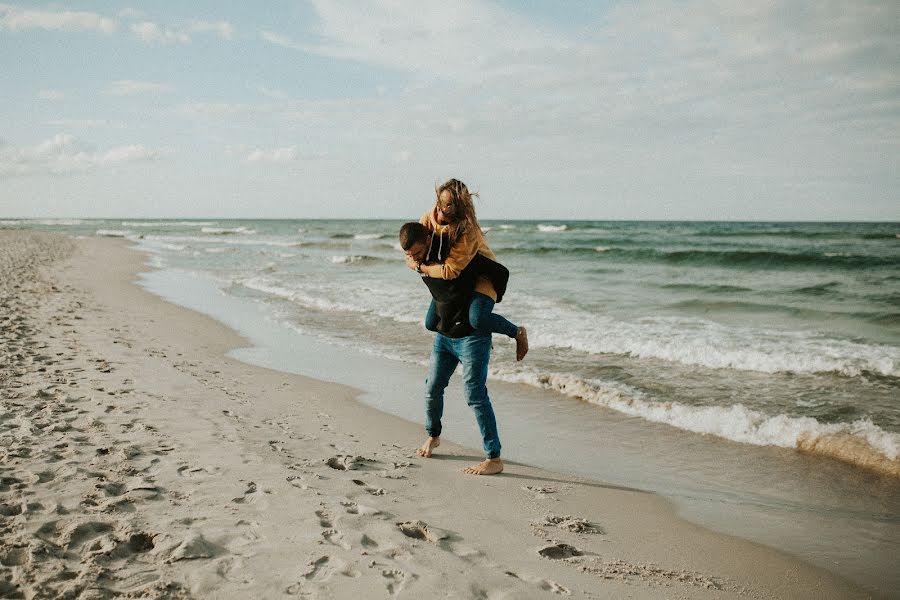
[0,1,898,221]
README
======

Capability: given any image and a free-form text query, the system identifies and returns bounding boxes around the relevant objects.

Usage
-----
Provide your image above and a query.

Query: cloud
[255,85,288,100]
[130,19,235,44]
[38,89,63,100]
[130,21,189,44]
[245,146,298,164]
[285,0,898,184]
[298,0,562,81]
[0,134,163,177]
[260,30,305,51]
[177,102,277,118]
[45,118,113,129]
[188,20,234,40]
[118,8,145,19]
[0,4,116,32]
[104,80,174,96]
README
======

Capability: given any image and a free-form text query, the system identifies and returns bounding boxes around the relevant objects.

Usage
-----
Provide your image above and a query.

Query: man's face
[405,239,428,263]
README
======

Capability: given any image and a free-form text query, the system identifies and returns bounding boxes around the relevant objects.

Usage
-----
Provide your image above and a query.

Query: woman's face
[436,189,457,225]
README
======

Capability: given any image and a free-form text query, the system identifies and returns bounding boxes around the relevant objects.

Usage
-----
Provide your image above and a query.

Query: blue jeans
[425,293,518,338]
[424,332,501,459]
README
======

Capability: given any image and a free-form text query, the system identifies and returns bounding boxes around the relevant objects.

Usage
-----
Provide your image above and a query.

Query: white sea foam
[201,226,255,235]
[537,224,568,232]
[95,229,131,237]
[154,242,186,251]
[330,255,366,264]
[594,246,610,252]
[143,234,301,248]
[353,233,384,240]
[27,219,86,226]
[525,311,900,378]
[492,367,900,468]
[238,276,423,324]
[499,224,517,229]
[121,221,215,227]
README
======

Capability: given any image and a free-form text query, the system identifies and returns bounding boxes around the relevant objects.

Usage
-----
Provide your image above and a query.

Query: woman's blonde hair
[435,178,480,242]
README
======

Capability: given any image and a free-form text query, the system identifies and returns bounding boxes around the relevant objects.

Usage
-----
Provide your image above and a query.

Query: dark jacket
[420,233,510,338]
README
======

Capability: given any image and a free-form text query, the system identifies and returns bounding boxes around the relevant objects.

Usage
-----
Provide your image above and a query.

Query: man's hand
[405,254,420,272]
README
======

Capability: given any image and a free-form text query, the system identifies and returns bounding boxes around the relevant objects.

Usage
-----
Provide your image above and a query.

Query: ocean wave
[353,233,384,240]
[237,277,422,323]
[142,234,302,248]
[790,281,842,296]
[40,219,89,225]
[537,224,568,233]
[95,229,131,237]
[500,245,896,270]
[329,255,382,265]
[691,228,899,241]
[529,315,900,377]
[122,221,216,227]
[201,226,256,235]
[492,367,900,475]
[661,283,753,293]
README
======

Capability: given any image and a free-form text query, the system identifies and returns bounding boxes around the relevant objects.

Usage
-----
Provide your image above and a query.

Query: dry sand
[0,230,876,599]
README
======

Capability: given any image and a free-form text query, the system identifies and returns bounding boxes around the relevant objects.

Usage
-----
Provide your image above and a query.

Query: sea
[5,218,900,594]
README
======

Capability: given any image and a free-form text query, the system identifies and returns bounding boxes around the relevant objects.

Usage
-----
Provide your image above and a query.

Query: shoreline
[0,230,880,598]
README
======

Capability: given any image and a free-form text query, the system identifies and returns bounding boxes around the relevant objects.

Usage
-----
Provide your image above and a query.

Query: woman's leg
[424,299,439,332]
[469,293,518,338]
[469,293,529,361]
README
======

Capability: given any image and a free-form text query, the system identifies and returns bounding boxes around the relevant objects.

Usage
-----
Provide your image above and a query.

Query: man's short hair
[399,222,430,251]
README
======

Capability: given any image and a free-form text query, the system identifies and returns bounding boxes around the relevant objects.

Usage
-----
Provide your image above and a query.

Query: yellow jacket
[419,208,498,301]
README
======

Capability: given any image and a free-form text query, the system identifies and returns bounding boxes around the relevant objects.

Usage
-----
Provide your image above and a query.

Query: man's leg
[418,334,457,458]
[458,334,503,475]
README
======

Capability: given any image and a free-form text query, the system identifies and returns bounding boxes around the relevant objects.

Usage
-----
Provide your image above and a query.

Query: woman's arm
[420,229,479,279]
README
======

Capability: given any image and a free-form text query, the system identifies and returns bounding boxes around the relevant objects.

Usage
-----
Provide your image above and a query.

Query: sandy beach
[0,230,878,599]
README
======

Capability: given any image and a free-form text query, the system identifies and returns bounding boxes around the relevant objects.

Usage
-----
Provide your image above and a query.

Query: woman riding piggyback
[415,178,528,361]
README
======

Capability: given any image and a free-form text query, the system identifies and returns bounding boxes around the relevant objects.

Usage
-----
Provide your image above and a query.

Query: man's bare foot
[416,436,440,458]
[463,458,504,475]
[515,326,529,361]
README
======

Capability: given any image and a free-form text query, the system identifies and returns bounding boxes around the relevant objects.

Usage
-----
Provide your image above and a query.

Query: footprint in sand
[287,475,311,491]
[396,520,449,544]
[315,507,332,528]
[382,569,414,596]
[537,542,584,560]
[231,481,266,505]
[325,455,366,471]
[177,464,219,478]
[340,501,390,519]
[302,555,335,582]
[537,514,603,535]
[350,479,384,496]
[321,529,351,550]
[505,571,572,596]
